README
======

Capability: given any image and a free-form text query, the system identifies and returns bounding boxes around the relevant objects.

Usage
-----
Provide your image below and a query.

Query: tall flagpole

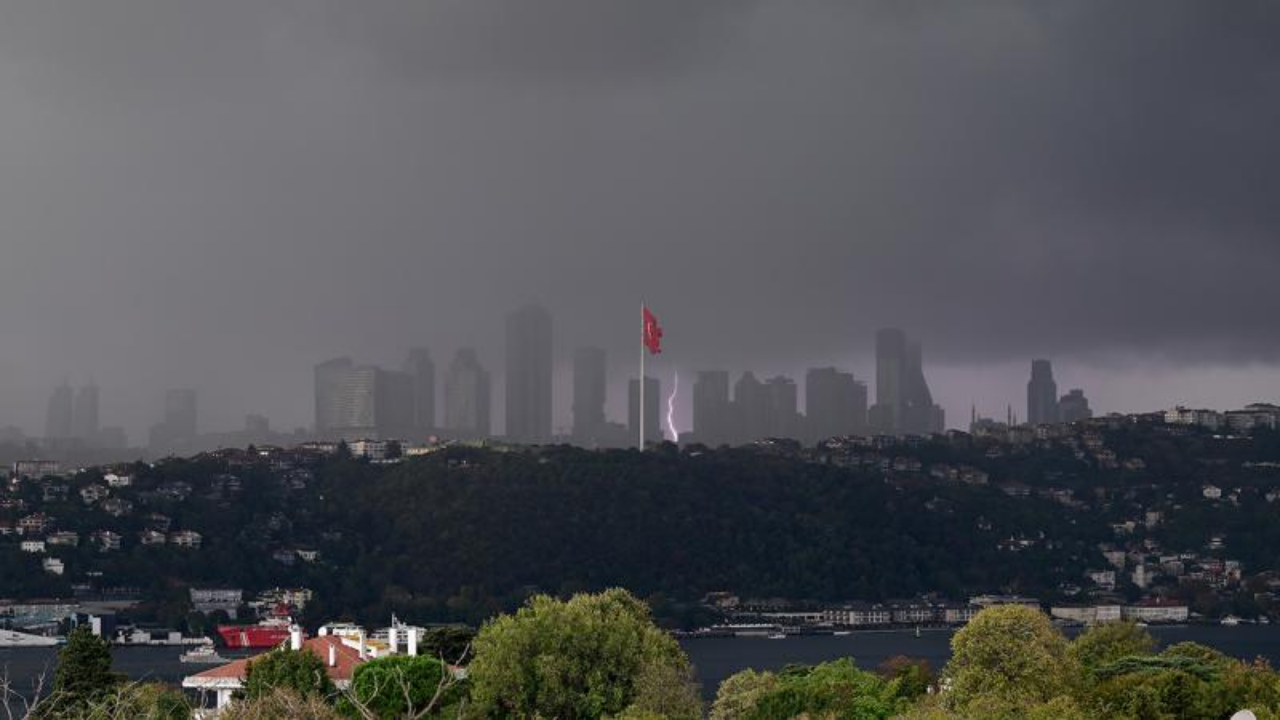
[639,302,645,451]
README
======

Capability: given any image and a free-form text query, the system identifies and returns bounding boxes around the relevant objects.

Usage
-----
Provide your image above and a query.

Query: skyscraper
[403,348,436,437]
[764,375,801,439]
[734,372,770,442]
[73,383,100,442]
[805,367,868,441]
[692,370,732,447]
[445,348,491,438]
[505,304,553,443]
[164,389,198,441]
[1027,359,1060,426]
[313,359,414,440]
[150,388,198,452]
[572,347,607,443]
[628,376,661,445]
[315,357,355,438]
[1058,388,1093,423]
[44,383,74,442]
[870,329,906,433]
[871,329,945,435]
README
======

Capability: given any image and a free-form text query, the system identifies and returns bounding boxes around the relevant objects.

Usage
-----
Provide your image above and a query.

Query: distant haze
[0,1,1277,440]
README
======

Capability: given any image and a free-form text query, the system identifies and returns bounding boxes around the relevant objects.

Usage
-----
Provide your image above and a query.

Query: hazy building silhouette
[1027,359,1060,426]
[764,375,801,439]
[870,329,906,433]
[805,367,868,441]
[376,370,416,440]
[314,357,353,438]
[150,388,197,452]
[445,348,491,439]
[505,304,553,444]
[402,348,436,437]
[734,371,770,442]
[73,383,100,443]
[572,347,608,444]
[164,389,198,440]
[313,359,413,440]
[1058,388,1093,423]
[692,370,732,446]
[901,341,945,434]
[628,376,662,446]
[871,329,944,435]
[44,383,74,443]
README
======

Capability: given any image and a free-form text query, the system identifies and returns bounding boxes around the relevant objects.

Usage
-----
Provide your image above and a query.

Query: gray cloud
[0,0,1277,437]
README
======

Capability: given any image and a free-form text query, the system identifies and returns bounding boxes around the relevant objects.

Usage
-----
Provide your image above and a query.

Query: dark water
[4,626,1280,704]
[679,625,1280,699]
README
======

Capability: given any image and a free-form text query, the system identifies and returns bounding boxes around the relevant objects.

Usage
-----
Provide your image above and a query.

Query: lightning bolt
[666,371,680,443]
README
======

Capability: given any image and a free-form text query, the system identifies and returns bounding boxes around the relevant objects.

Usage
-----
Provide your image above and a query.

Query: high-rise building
[315,358,355,438]
[764,375,801,439]
[73,384,100,442]
[376,370,416,440]
[402,348,436,436]
[445,348,491,438]
[1058,388,1093,423]
[313,359,413,440]
[734,372,770,442]
[572,347,608,443]
[505,304,553,444]
[44,383,74,442]
[628,376,662,446]
[692,371,732,447]
[150,388,198,452]
[870,329,944,435]
[805,367,868,441]
[1027,359,1060,426]
[870,329,906,433]
[164,389,198,441]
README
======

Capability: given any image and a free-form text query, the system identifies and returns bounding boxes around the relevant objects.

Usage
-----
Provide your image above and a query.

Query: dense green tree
[1068,621,1157,673]
[710,669,780,720]
[41,626,119,716]
[745,659,910,720]
[942,605,1079,713]
[243,649,337,702]
[466,589,696,719]
[420,625,475,665]
[342,654,463,719]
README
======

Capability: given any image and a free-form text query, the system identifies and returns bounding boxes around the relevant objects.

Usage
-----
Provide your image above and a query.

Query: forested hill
[4,441,1127,627]
[300,445,1102,624]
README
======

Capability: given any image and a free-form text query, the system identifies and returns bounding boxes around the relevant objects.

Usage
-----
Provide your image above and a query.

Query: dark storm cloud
[0,0,1277,435]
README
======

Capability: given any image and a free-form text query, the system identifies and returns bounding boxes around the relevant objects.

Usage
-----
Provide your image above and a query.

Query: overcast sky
[1,0,1277,440]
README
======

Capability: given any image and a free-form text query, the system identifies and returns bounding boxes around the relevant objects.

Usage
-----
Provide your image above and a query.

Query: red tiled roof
[187,636,365,684]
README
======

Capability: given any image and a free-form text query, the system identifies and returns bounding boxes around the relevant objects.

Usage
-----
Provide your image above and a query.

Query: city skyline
[1,2,1278,441]
[10,313,1272,449]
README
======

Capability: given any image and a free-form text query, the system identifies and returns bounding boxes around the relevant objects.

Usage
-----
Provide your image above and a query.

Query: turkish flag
[643,307,663,355]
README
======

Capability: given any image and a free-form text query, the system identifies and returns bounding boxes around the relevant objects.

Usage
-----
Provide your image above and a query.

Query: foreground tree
[466,589,700,719]
[223,687,344,720]
[710,669,780,720]
[1068,621,1156,673]
[341,654,464,719]
[942,605,1078,714]
[243,649,337,702]
[38,627,119,716]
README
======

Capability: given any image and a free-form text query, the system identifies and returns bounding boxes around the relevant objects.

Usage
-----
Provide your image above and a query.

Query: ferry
[0,629,60,647]
[216,617,294,649]
[179,643,228,664]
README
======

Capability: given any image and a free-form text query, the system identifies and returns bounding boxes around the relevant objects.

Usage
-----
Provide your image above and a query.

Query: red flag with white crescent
[643,306,663,355]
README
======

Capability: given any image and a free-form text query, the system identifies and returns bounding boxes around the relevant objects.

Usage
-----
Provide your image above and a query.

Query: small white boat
[766,632,787,640]
[179,644,228,664]
[1221,616,1242,627]
[833,630,852,637]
